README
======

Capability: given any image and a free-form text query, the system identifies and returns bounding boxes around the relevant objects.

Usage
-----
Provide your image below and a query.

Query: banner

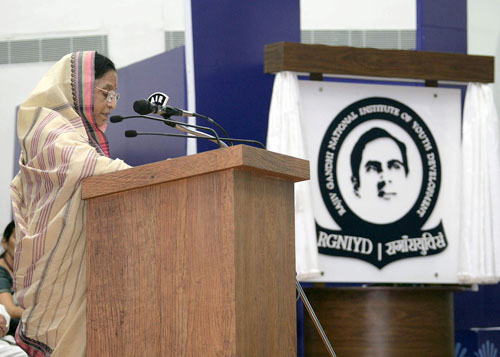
[300,81,461,283]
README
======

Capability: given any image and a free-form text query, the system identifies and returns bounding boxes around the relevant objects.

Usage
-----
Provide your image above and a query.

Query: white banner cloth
[267,71,321,280]
[459,83,500,284]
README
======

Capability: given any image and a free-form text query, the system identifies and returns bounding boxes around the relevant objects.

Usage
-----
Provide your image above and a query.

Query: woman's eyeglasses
[96,87,120,103]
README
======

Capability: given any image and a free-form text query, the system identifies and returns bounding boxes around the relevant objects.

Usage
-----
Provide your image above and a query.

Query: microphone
[133,99,194,118]
[134,95,231,142]
[110,114,227,148]
[124,130,266,149]
[111,114,176,128]
[110,115,124,123]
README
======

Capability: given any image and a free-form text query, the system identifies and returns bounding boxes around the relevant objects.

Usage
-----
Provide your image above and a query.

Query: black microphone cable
[133,99,233,145]
[124,130,265,149]
[110,115,226,148]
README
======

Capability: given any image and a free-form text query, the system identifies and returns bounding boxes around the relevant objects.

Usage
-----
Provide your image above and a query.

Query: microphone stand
[116,115,265,148]
[134,98,232,143]
[188,112,231,145]
[158,113,263,148]
[158,112,234,147]
[169,122,229,148]
[296,280,336,356]
[125,131,265,149]
[113,115,226,148]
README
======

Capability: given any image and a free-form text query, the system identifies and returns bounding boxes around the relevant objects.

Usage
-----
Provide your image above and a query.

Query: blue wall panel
[108,47,187,166]
[417,0,467,53]
[190,1,300,152]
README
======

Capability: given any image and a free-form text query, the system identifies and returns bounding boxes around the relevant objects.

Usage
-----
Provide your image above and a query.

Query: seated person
[0,221,23,335]
[0,304,26,356]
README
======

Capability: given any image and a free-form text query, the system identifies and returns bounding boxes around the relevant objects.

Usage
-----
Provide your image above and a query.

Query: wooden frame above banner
[264,42,494,83]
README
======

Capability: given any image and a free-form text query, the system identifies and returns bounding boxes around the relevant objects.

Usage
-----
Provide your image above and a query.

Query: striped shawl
[10,52,130,356]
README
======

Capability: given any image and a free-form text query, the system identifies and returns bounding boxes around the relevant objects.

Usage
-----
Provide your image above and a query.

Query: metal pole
[296,279,336,357]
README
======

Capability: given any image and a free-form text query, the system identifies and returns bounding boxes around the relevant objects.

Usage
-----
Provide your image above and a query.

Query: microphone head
[133,99,153,115]
[125,130,138,138]
[109,115,123,123]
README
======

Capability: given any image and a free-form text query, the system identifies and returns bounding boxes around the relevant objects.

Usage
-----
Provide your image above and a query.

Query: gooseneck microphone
[110,115,126,123]
[133,99,192,118]
[110,115,227,148]
[124,130,266,149]
[133,99,231,141]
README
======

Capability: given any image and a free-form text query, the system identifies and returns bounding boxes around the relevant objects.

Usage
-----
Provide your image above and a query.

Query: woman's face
[2,232,15,257]
[93,70,118,129]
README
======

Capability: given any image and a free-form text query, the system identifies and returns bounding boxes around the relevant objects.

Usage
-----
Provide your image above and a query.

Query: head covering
[10,52,129,355]
[18,51,110,157]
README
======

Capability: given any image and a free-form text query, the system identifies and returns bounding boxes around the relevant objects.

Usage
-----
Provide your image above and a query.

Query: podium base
[303,286,454,356]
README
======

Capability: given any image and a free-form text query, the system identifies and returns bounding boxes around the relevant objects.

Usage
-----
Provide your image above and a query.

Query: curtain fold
[459,83,500,284]
[267,71,321,280]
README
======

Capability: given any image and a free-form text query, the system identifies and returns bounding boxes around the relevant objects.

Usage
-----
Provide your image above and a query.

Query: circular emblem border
[317,97,441,237]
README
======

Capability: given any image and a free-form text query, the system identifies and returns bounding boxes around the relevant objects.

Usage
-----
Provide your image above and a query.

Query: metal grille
[72,35,108,55]
[41,38,71,62]
[0,35,108,65]
[164,31,185,51]
[301,29,416,50]
[0,42,8,65]
[10,40,40,64]
[400,30,416,50]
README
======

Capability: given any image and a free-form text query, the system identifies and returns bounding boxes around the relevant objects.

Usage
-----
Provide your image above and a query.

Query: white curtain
[458,83,500,284]
[267,71,321,280]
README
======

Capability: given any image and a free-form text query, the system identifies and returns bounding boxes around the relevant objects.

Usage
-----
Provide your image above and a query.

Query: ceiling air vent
[0,35,108,65]
[301,29,416,50]
[164,31,185,51]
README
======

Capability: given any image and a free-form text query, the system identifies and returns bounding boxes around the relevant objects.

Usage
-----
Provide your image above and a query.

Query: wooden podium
[82,145,308,356]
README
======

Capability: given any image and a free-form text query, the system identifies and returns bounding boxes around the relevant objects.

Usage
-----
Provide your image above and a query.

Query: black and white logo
[147,91,169,106]
[317,97,447,268]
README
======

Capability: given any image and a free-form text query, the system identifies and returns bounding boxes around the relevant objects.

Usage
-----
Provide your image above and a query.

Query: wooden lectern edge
[82,145,310,200]
[264,42,494,83]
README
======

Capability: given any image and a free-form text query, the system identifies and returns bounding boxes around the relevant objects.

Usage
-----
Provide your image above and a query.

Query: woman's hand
[0,292,23,319]
[0,314,7,337]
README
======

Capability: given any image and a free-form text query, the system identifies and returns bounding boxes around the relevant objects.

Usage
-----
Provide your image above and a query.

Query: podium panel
[83,146,308,356]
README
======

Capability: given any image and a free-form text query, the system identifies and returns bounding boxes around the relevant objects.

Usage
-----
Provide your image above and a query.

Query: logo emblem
[147,92,169,106]
[317,97,447,268]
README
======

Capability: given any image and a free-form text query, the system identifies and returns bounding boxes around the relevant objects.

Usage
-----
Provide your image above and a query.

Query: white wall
[0,1,185,230]
[0,0,185,68]
[467,0,500,113]
[300,0,416,30]
[467,0,500,56]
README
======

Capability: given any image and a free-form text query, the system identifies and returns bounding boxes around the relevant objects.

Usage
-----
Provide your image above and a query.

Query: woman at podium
[10,52,130,356]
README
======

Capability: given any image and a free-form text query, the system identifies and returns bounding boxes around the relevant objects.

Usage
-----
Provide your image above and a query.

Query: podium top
[82,145,309,200]
[264,42,494,83]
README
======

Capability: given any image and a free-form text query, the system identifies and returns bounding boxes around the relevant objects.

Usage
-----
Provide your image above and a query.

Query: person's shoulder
[42,112,89,145]
[24,106,88,144]
[0,265,10,278]
[0,265,11,286]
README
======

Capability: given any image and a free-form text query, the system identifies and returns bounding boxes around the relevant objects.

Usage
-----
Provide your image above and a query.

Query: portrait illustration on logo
[316,97,447,268]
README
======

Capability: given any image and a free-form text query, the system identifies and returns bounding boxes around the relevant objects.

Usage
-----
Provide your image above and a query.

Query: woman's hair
[1,221,15,258]
[94,52,116,80]
[2,221,14,242]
